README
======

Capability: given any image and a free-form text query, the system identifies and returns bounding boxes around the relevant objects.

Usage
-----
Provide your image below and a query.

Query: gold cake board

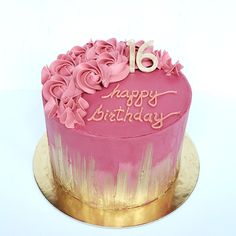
[33,134,200,227]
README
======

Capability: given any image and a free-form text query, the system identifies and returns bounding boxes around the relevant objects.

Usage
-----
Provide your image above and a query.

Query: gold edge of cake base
[33,134,200,227]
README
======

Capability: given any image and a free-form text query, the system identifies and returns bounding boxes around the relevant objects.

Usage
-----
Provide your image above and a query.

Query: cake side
[46,108,188,208]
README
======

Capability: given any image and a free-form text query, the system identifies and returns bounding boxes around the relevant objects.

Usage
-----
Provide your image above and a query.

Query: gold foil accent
[49,136,177,209]
[33,134,199,227]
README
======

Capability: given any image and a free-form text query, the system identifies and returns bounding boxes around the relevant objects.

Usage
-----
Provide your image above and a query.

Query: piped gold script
[87,83,181,130]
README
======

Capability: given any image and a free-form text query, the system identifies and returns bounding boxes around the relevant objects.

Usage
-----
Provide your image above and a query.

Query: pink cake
[41,39,192,210]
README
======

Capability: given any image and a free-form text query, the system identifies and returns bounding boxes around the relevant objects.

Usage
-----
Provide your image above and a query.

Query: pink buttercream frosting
[58,95,89,128]
[97,51,129,83]
[50,54,76,77]
[41,38,183,128]
[73,60,110,93]
[154,50,183,76]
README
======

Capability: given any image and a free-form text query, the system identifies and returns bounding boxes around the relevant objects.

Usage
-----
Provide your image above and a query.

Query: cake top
[42,38,191,138]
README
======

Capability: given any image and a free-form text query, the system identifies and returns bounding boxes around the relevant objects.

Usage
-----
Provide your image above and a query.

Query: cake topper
[128,40,158,73]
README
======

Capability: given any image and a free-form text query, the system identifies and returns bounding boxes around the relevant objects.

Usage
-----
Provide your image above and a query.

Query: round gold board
[33,134,200,227]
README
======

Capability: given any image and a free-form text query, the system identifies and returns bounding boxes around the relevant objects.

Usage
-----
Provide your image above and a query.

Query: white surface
[0,0,236,235]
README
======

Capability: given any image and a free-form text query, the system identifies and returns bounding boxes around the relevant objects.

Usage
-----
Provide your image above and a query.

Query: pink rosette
[83,41,97,60]
[155,50,183,76]
[41,66,52,84]
[49,54,76,77]
[68,46,87,65]
[73,60,111,94]
[155,50,172,70]
[98,51,129,83]
[57,95,89,128]
[43,74,70,101]
[42,74,81,119]
[95,38,127,55]
[68,41,97,65]
[42,75,66,101]
[165,61,183,76]
[44,97,58,119]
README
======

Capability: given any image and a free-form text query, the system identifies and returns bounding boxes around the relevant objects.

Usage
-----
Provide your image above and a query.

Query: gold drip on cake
[33,134,199,227]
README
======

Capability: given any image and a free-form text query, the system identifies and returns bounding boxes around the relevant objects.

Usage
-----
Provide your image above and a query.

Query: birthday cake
[41,39,192,209]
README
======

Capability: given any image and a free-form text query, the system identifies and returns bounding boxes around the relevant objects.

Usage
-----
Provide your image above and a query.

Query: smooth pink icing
[54,69,191,137]
[46,68,191,169]
[46,109,188,167]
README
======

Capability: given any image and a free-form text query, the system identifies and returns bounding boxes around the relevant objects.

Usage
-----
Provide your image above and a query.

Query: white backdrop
[0,0,236,235]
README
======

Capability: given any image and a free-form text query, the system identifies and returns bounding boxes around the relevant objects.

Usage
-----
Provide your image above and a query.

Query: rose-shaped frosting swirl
[165,61,183,76]
[42,74,82,119]
[95,38,126,55]
[155,50,171,70]
[49,54,76,77]
[42,74,81,101]
[98,51,129,83]
[41,66,52,84]
[44,97,58,119]
[73,60,110,94]
[68,41,97,65]
[42,74,68,101]
[57,95,89,128]
[69,46,86,64]
[155,50,183,76]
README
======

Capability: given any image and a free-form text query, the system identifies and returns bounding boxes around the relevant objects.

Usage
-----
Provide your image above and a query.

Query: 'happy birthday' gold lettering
[87,105,180,130]
[88,83,180,130]
[101,83,177,107]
